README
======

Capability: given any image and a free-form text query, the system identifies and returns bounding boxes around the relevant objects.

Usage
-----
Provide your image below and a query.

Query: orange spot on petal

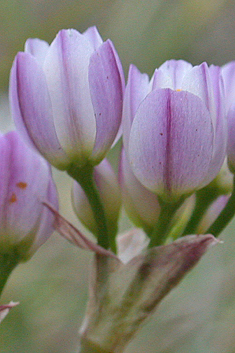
[176,89,182,92]
[9,193,17,203]
[16,182,27,189]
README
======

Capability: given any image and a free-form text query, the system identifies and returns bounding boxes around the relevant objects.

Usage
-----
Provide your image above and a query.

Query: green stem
[183,187,218,236]
[0,251,20,297]
[149,198,184,247]
[68,163,110,251]
[207,177,235,237]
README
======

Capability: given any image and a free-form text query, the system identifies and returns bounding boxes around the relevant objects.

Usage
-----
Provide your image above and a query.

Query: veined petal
[24,38,49,65]
[83,26,103,50]
[123,64,150,150]
[12,52,70,169]
[129,89,214,201]
[43,29,96,164]
[89,40,123,162]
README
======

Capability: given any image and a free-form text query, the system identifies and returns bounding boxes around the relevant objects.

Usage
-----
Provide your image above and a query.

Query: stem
[149,198,184,247]
[207,177,235,237]
[0,250,20,297]
[68,163,110,250]
[183,187,218,236]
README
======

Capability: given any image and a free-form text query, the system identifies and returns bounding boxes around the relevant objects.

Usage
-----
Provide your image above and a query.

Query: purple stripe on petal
[129,89,214,200]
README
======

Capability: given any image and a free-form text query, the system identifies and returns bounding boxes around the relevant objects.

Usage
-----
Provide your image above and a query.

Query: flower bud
[124,61,227,202]
[0,131,58,260]
[10,27,124,170]
[119,148,160,233]
[72,159,121,238]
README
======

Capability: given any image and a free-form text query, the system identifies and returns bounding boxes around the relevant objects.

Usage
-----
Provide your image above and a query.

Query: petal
[89,40,124,162]
[83,26,103,50]
[227,105,235,171]
[11,52,70,169]
[201,65,227,186]
[182,62,217,127]
[43,29,96,164]
[129,89,214,201]
[122,64,150,150]
[24,38,49,65]
[153,59,192,90]
[222,61,235,111]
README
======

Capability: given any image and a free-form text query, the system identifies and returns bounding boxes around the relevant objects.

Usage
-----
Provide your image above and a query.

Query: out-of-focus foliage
[1,0,235,89]
[1,0,235,352]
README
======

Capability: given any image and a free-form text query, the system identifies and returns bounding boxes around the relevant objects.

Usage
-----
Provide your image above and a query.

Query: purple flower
[0,131,58,259]
[123,61,227,202]
[10,27,124,170]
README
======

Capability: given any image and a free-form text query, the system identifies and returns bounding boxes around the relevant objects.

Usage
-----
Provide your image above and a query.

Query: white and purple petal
[11,52,70,169]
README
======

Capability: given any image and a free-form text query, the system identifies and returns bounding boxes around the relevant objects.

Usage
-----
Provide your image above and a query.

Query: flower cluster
[7,26,235,251]
[2,26,235,350]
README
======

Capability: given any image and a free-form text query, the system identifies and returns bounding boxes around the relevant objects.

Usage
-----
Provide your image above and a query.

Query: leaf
[80,234,219,353]
[43,202,120,260]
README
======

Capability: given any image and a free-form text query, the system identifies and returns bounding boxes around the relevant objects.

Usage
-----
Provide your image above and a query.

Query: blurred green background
[1,0,235,352]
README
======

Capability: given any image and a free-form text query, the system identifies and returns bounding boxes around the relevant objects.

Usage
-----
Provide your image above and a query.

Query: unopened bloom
[119,148,160,233]
[10,27,124,170]
[0,131,58,260]
[123,61,227,202]
[72,159,121,238]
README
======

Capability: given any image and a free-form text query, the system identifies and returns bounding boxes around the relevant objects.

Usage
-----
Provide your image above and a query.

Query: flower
[0,131,58,260]
[72,158,121,238]
[10,27,124,170]
[123,61,227,202]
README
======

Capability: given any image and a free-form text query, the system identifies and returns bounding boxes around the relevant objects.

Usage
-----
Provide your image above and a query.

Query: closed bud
[0,131,58,260]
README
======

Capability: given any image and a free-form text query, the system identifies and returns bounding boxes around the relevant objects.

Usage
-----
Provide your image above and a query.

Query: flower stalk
[68,164,111,251]
[207,177,235,236]
[149,198,184,247]
[0,250,20,296]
